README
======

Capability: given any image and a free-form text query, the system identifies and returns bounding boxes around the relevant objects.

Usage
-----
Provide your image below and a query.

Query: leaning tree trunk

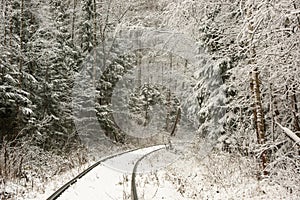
[170,107,181,137]
[250,68,268,176]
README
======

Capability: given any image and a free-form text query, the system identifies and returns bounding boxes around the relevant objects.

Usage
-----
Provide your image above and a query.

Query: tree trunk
[250,73,259,141]
[71,0,77,41]
[170,107,181,136]
[251,68,268,176]
[136,33,142,88]
[93,0,97,46]
[166,88,171,131]
[269,83,275,141]
[166,54,173,131]
[2,0,7,46]
[19,0,24,87]
[9,0,12,48]
[291,85,300,132]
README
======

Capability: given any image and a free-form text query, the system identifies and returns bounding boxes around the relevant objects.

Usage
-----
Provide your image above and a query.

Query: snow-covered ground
[1,160,93,200]
[0,143,132,200]
[133,145,300,200]
[139,152,299,200]
[57,145,299,200]
[3,143,299,200]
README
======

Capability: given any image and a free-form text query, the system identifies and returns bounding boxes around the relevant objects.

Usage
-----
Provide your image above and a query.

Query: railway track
[47,145,167,200]
[130,147,165,200]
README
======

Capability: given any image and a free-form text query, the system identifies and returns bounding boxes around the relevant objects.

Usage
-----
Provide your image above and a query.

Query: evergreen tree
[0,0,38,141]
[26,0,80,150]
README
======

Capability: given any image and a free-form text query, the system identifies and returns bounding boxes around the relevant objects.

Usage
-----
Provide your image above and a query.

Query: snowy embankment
[133,146,299,200]
[139,152,298,200]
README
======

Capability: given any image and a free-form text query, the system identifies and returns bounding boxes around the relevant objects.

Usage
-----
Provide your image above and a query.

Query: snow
[45,144,300,199]
[0,163,82,200]
[134,150,299,200]
[6,144,298,200]
[57,145,166,200]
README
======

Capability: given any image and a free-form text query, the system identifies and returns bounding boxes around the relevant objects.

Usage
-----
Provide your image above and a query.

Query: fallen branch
[276,122,300,146]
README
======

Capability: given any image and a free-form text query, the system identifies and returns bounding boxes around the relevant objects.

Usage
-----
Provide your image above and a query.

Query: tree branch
[276,122,300,146]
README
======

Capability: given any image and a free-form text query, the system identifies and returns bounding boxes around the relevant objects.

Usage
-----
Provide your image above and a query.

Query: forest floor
[1,144,299,200]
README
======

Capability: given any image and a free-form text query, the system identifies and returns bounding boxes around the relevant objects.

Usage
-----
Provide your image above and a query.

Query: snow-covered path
[55,145,175,200]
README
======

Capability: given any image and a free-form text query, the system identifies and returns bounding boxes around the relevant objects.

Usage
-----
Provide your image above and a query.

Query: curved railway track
[47,145,167,200]
[130,147,165,200]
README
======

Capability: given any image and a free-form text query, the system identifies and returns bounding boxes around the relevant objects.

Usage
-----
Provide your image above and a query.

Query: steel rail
[131,147,165,200]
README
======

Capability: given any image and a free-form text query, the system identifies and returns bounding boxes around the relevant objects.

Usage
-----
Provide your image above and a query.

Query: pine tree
[26,0,80,150]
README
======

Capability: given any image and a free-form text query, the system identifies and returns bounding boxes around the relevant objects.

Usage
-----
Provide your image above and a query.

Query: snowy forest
[0,0,299,199]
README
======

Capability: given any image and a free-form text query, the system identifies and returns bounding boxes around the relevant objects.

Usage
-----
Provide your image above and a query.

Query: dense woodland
[0,0,299,198]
